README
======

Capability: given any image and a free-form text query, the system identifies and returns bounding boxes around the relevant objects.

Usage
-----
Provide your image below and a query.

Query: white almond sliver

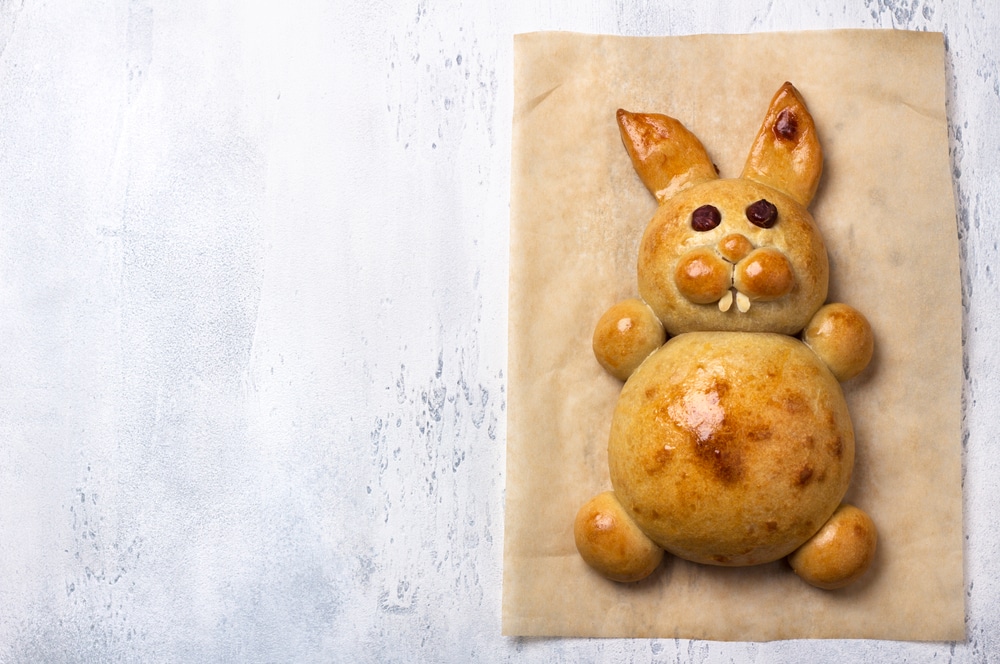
[718,290,734,312]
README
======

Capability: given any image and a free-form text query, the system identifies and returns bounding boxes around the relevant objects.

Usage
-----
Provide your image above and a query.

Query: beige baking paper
[504,30,963,641]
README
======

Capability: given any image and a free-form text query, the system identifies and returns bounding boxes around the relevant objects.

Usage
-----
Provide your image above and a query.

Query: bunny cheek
[733,248,795,301]
[674,249,732,304]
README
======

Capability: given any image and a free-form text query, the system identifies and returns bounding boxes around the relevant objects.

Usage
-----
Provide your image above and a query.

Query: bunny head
[620,83,828,336]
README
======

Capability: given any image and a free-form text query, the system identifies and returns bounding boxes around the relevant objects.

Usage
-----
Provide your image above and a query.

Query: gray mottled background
[0,0,996,662]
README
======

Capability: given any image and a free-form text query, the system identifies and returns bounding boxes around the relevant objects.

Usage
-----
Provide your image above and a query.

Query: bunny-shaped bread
[575,83,877,589]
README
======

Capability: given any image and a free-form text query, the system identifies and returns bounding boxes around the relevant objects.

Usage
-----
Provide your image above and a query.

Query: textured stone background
[0,0,996,662]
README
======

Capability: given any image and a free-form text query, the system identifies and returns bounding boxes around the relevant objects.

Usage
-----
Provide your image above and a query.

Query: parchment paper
[504,30,963,641]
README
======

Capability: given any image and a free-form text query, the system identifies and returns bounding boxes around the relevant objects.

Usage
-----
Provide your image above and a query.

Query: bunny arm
[802,303,874,382]
[592,298,666,382]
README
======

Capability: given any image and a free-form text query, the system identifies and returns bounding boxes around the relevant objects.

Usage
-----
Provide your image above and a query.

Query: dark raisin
[691,205,721,232]
[745,199,778,228]
[773,108,798,141]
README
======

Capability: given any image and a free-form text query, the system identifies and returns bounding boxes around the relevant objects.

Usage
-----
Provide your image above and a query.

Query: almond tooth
[736,291,751,313]
[718,290,734,312]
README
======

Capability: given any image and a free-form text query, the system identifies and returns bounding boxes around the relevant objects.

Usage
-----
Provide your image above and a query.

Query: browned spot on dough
[650,509,661,520]
[853,523,868,539]
[796,465,814,486]
[668,376,746,483]
[803,435,816,450]
[645,386,657,400]
[765,520,778,532]
[693,435,743,484]
[712,554,730,564]
[830,436,843,459]
[746,426,772,442]
[782,393,808,414]
[644,446,675,476]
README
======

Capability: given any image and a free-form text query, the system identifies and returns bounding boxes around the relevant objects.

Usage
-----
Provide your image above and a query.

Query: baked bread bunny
[575,83,877,589]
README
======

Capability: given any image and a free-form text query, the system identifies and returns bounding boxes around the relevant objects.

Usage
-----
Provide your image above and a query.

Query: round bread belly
[608,332,854,566]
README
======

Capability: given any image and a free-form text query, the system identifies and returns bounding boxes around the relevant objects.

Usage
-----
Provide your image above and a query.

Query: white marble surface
[0,0,996,661]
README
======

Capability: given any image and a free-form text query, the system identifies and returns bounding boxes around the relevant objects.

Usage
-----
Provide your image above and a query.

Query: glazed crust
[741,82,823,207]
[803,303,875,382]
[616,109,718,204]
[592,298,666,381]
[574,491,664,582]
[637,179,829,336]
[788,503,878,589]
[608,332,854,566]
[576,83,875,588]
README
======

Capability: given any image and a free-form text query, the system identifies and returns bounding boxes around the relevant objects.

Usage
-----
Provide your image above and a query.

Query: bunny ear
[617,109,718,204]
[741,82,823,207]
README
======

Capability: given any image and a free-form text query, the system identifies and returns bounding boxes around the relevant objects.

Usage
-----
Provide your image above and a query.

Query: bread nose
[718,234,754,263]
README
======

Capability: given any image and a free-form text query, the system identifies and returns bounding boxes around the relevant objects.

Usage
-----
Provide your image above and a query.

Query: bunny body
[575,84,878,589]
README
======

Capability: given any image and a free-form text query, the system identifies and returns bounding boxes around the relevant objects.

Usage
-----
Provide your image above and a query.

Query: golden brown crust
[592,299,666,381]
[788,503,878,589]
[637,179,829,335]
[741,82,823,207]
[574,491,664,582]
[718,233,754,263]
[674,248,731,304]
[616,109,719,204]
[733,247,795,301]
[802,303,875,382]
[576,83,874,588]
[608,332,854,566]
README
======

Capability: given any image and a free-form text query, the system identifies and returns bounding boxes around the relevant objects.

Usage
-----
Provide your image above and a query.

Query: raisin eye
[691,205,721,232]
[745,199,778,228]
[773,108,798,141]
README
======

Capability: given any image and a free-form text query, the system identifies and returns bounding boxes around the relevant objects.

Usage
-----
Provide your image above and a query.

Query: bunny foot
[788,504,878,589]
[574,491,663,582]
